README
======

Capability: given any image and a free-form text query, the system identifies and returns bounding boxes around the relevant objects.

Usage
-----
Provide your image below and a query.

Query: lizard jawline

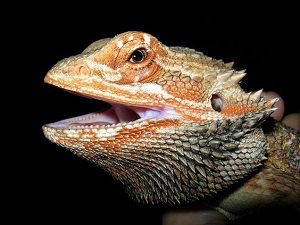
[45,103,178,130]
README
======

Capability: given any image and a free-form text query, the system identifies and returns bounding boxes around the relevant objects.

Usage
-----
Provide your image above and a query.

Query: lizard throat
[44,103,178,130]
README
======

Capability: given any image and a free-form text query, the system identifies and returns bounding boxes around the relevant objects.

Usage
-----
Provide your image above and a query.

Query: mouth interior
[45,88,180,129]
[46,102,176,129]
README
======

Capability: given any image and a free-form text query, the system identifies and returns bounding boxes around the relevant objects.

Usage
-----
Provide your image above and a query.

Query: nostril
[76,65,90,76]
[211,94,223,112]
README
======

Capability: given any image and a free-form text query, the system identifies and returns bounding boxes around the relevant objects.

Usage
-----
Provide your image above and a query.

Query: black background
[20,4,299,225]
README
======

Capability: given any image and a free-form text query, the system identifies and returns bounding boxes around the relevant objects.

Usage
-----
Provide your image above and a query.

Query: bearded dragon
[42,31,299,222]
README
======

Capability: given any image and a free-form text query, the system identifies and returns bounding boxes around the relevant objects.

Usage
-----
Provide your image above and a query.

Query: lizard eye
[211,94,223,112]
[129,48,147,63]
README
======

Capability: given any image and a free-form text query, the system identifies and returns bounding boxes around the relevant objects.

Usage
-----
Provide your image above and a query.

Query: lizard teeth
[44,102,180,130]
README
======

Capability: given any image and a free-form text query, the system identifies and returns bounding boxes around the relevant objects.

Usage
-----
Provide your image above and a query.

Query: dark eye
[129,48,147,63]
[211,94,223,112]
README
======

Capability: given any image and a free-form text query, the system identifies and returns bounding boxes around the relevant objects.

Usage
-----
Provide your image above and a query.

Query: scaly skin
[42,31,300,220]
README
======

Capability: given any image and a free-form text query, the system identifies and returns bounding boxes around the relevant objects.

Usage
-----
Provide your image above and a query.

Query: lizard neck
[264,121,300,179]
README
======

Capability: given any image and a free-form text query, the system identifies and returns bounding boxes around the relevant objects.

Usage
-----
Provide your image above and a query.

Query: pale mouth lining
[46,103,177,129]
[44,86,180,129]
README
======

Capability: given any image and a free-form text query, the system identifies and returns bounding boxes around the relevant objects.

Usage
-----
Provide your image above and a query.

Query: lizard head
[43,31,278,203]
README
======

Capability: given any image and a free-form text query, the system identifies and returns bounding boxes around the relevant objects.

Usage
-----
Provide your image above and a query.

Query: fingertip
[282,113,300,130]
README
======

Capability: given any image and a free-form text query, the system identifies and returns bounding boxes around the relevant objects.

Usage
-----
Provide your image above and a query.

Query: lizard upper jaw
[45,103,179,130]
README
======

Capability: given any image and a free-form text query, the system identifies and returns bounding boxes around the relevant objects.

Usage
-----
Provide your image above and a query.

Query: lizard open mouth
[44,90,178,130]
[46,104,165,129]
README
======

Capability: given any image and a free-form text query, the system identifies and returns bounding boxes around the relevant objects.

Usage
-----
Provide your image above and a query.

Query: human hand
[262,91,299,129]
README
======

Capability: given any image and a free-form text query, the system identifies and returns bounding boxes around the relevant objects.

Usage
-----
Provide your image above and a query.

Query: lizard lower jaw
[44,103,178,130]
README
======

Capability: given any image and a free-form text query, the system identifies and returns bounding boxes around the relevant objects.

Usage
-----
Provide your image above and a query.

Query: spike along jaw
[125,68,279,203]
[43,31,278,204]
